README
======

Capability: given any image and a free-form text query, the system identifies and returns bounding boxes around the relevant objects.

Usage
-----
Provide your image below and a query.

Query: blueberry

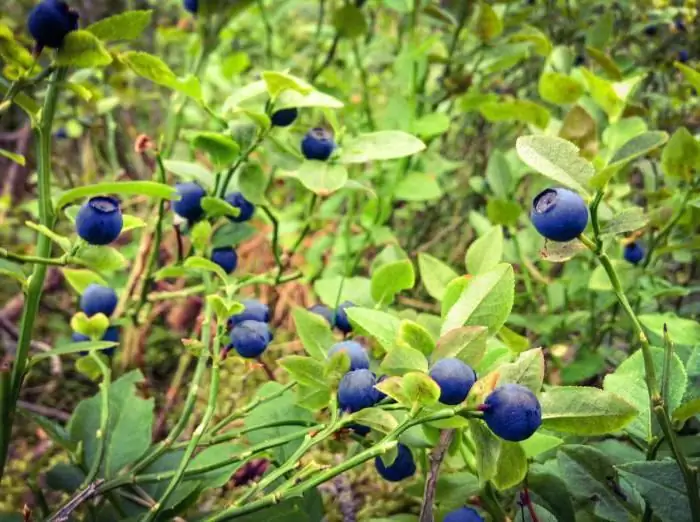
[72,325,119,357]
[444,507,484,522]
[54,128,68,140]
[573,54,586,66]
[229,320,272,358]
[337,369,380,412]
[183,0,198,13]
[674,19,686,32]
[228,299,270,328]
[531,188,589,242]
[678,50,690,63]
[328,341,369,371]
[335,301,355,334]
[75,196,123,246]
[309,304,335,327]
[375,443,416,482]
[271,108,298,127]
[224,192,255,223]
[301,128,336,161]
[429,358,477,405]
[624,242,645,265]
[482,384,542,442]
[643,25,657,36]
[211,247,238,274]
[173,182,206,222]
[348,423,370,436]
[27,0,79,49]
[80,284,118,317]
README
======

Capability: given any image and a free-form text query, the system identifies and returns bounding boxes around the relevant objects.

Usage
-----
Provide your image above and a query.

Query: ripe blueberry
[624,242,645,265]
[482,383,542,442]
[54,128,68,140]
[309,304,335,327]
[643,25,657,36]
[429,358,477,405]
[375,443,416,482]
[337,369,380,412]
[574,54,586,66]
[211,247,238,274]
[72,325,119,357]
[301,128,336,161]
[80,284,118,317]
[678,50,690,63]
[328,341,369,371]
[335,301,355,334]
[76,196,123,246]
[224,192,255,223]
[184,0,198,13]
[229,320,272,358]
[674,19,686,32]
[173,182,206,222]
[444,507,484,522]
[531,187,589,242]
[271,108,298,127]
[228,299,270,328]
[27,0,79,50]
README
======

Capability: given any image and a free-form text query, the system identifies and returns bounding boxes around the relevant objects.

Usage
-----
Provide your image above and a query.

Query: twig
[17,400,70,422]
[419,429,454,522]
[46,479,105,522]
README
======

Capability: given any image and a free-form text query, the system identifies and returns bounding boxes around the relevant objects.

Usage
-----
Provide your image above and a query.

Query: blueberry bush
[0,1,699,521]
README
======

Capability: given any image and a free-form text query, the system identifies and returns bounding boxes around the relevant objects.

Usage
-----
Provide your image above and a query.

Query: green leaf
[122,215,146,232]
[417,253,458,302]
[661,127,700,180]
[604,347,687,442]
[617,460,696,522]
[394,172,443,202]
[675,62,700,92]
[292,307,335,360]
[479,100,550,129]
[70,312,109,340]
[540,386,637,435]
[338,131,426,164]
[600,207,648,236]
[56,181,177,210]
[201,197,241,219]
[121,51,202,101]
[280,356,329,390]
[465,226,503,275]
[239,164,270,205]
[190,220,212,253]
[411,113,451,140]
[527,464,576,521]
[375,376,410,406]
[20,410,75,452]
[469,419,501,484]
[540,239,587,263]
[25,222,71,252]
[163,160,215,189]
[346,307,401,351]
[486,199,521,227]
[30,340,117,365]
[586,10,613,50]
[55,30,112,68]
[509,25,552,56]
[473,1,502,42]
[275,88,344,110]
[639,314,700,347]
[538,72,583,105]
[516,135,593,196]
[190,132,240,168]
[332,5,367,38]
[287,161,348,196]
[441,264,515,336]
[498,325,531,354]
[397,320,435,356]
[431,326,488,366]
[261,71,312,98]
[0,147,25,166]
[492,441,527,490]
[497,348,545,394]
[0,259,26,287]
[75,246,127,272]
[592,131,669,188]
[585,47,623,80]
[380,344,428,376]
[371,259,415,306]
[520,433,563,458]
[485,150,512,199]
[295,384,331,411]
[183,255,227,282]
[68,371,154,478]
[351,408,399,434]
[86,10,152,42]
[402,372,440,407]
[206,294,230,322]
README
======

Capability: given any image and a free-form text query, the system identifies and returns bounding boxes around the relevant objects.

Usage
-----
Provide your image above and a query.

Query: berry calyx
[335,301,355,334]
[80,284,118,317]
[27,0,79,50]
[228,299,270,329]
[211,247,238,274]
[173,182,206,222]
[271,108,298,127]
[328,341,369,372]
[429,358,477,405]
[375,443,416,482]
[482,383,542,442]
[224,192,255,223]
[301,128,336,161]
[530,187,589,242]
[309,304,335,327]
[229,320,272,358]
[444,507,484,522]
[75,196,123,246]
[337,369,380,412]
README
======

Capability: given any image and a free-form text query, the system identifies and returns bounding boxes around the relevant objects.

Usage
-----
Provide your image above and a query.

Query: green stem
[0,68,65,482]
[351,39,375,130]
[0,248,68,266]
[83,352,111,485]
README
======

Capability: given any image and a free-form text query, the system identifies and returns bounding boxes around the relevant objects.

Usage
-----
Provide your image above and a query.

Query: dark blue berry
[271,108,298,127]
[444,507,484,522]
[229,320,272,358]
[482,384,542,442]
[75,196,123,246]
[643,25,657,36]
[224,192,255,223]
[624,242,645,265]
[309,304,335,327]
[54,128,68,140]
[211,247,238,274]
[184,0,198,13]
[348,423,370,436]
[531,187,589,242]
[328,341,369,371]
[375,443,416,482]
[674,19,686,32]
[173,182,206,222]
[678,50,690,63]
[27,0,79,49]
[301,128,336,161]
[73,325,119,357]
[80,284,118,317]
[228,299,270,328]
[335,301,355,334]
[337,369,380,412]
[573,54,586,66]
[429,358,477,405]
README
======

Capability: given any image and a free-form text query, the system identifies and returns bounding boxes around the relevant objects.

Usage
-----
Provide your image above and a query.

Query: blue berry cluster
[72,283,120,357]
[227,299,273,358]
[309,301,355,334]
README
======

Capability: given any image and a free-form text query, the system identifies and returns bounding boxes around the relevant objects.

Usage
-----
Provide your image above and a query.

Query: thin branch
[419,429,454,522]
[46,480,105,522]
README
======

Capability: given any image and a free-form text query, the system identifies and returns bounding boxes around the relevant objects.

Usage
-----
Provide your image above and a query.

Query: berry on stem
[228,299,270,328]
[375,443,416,482]
[624,242,645,265]
[335,301,355,334]
[301,128,336,161]
[75,196,123,246]
[271,108,298,127]
[429,358,477,405]
[678,50,690,63]
[444,507,484,522]
[229,320,272,358]
[309,304,335,327]
[337,369,380,412]
[173,182,206,222]
[530,187,589,242]
[211,247,238,274]
[328,341,369,371]
[80,284,118,317]
[183,0,198,13]
[27,0,79,50]
[224,192,256,223]
[482,383,542,442]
